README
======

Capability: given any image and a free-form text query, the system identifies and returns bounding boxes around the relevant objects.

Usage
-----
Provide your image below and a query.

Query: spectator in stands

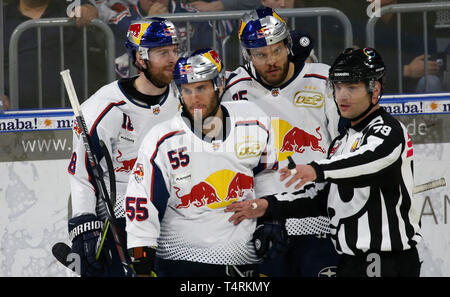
[187,0,261,11]
[260,0,294,9]
[373,0,443,93]
[70,0,99,26]
[2,0,104,110]
[295,0,443,93]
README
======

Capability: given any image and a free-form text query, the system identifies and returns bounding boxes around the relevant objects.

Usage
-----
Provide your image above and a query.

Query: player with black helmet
[225,48,423,277]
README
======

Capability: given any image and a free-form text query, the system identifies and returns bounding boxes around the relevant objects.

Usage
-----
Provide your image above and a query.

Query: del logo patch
[294,90,324,108]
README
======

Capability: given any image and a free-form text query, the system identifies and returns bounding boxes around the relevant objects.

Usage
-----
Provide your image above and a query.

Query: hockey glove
[129,246,156,277]
[68,214,104,276]
[252,218,289,260]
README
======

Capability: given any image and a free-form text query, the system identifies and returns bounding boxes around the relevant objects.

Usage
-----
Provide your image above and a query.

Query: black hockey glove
[129,246,156,277]
[68,214,104,276]
[252,218,289,260]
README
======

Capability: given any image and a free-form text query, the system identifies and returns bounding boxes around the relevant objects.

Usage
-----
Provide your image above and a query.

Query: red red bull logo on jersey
[280,126,326,154]
[173,170,254,209]
[115,150,137,173]
[224,172,254,201]
[174,182,221,208]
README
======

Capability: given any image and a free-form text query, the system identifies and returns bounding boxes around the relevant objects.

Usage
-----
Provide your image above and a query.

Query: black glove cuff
[309,161,324,182]
[261,195,278,218]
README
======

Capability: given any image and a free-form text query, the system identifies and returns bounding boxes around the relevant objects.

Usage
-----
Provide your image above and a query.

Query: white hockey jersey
[222,62,341,235]
[68,78,180,218]
[125,101,278,265]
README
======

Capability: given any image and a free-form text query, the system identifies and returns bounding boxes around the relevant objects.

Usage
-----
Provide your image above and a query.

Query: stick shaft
[61,69,135,276]
[413,178,446,194]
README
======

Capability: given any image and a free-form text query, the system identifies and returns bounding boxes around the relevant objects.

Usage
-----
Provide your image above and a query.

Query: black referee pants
[337,247,421,277]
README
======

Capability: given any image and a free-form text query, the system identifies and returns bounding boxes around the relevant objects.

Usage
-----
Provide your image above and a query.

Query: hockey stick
[413,177,446,194]
[57,69,135,277]
[94,140,116,261]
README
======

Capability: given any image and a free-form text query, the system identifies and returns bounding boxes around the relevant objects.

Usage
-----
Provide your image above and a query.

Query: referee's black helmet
[328,47,386,122]
[329,47,385,84]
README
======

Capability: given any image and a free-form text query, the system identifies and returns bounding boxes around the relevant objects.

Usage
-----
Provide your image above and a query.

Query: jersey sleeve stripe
[89,101,126,136]
[225,77,252,89]
[303,74,327,80]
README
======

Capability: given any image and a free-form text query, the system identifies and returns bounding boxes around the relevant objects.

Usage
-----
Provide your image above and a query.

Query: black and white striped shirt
[265,108,422,256]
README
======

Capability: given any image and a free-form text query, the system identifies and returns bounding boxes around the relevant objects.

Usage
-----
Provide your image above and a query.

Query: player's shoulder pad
[222,100,270,121]
[140,114,183,151]
[305,62,330,77]
[224,66,252,90]
[81,80,124,111]
[79,81,127,126]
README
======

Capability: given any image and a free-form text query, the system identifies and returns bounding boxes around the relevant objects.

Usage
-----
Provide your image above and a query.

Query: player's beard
[184,92,221,124]
[258,58,290,87]
[144,61,174,88]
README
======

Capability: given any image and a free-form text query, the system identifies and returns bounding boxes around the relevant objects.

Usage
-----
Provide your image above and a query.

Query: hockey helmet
[173,48,224,91]
[125,18,179,64]
[329,47,385,85]
[329,48,386,121]
[238,7,292,60]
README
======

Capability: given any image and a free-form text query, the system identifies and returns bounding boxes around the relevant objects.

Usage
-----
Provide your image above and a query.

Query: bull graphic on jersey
[115,150,137,172]
[224,172,254,201]
[174,182,221,209]
[280,126,325,154]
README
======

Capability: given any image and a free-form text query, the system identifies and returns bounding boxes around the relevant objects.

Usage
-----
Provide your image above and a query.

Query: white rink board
[0,100,449,276]
[0,146,449,276]
[413,143,450,277]
[0,160,74,277]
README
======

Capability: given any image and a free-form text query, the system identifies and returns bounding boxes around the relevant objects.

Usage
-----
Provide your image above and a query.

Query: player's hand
[70,4,99,27]
[1,95,11,110]
[225,199,268,225]
[188,1,224,12]
[404,54,439,78]
[279,164,317,190]
[147,2,169,15]
[68,214,104,276]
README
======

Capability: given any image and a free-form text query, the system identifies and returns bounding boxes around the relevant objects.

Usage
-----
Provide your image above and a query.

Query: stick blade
[52,242,72,267]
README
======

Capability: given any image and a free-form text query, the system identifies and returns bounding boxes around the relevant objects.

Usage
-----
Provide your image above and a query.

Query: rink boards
[0,93,449,277]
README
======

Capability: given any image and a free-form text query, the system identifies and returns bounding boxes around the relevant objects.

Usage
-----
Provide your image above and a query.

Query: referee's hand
[279,164,317,190]
[225,199,268,225]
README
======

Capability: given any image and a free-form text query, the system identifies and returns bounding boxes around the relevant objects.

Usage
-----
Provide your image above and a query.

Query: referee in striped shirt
[226,47,422,277]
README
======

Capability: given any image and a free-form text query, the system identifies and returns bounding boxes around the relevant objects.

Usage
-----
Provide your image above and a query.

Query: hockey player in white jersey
[124,48,284,277]
[221,7,340,277]
[67,18,181,276]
